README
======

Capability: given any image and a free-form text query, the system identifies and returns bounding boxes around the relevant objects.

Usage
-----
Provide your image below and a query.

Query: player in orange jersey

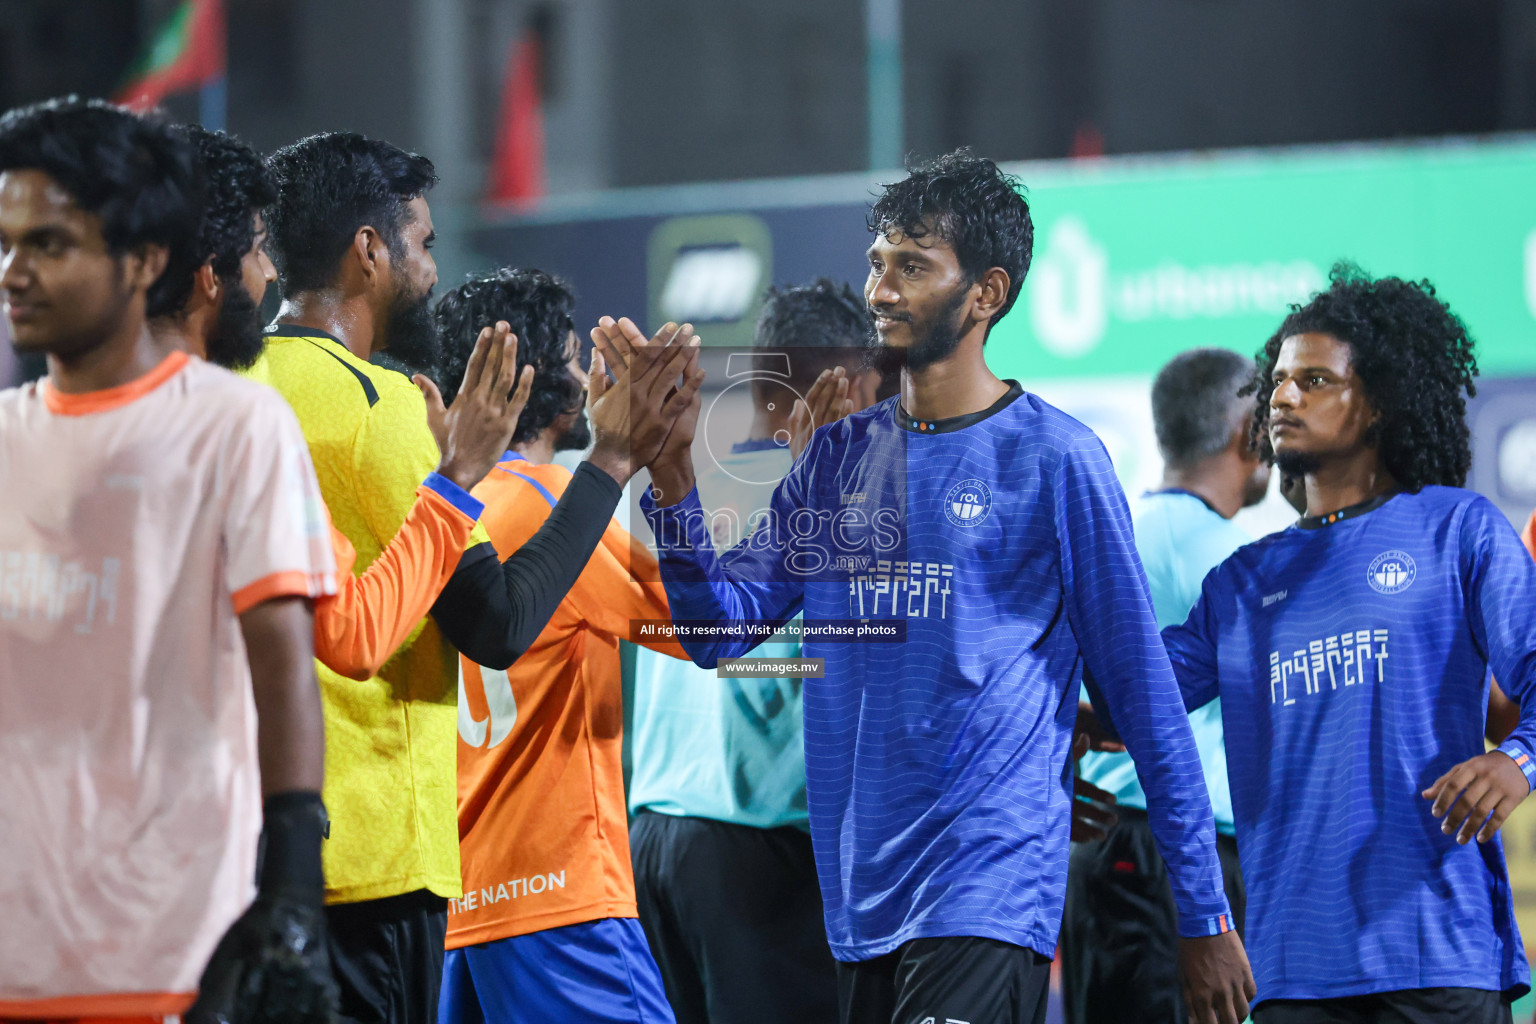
[154,124,531,680]
[433,269,694,1024]
[0,99,335,1023]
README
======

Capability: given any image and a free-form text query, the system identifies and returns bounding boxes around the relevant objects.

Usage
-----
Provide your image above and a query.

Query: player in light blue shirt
[627,280,879,1024]
[1063,347,1271,1024]
[1164,265,1536,1023]
[609,151,1256,1024]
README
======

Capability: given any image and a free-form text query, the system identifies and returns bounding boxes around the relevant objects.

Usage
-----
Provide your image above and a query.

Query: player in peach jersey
[154,124,533,680]
[0,100,336,1023]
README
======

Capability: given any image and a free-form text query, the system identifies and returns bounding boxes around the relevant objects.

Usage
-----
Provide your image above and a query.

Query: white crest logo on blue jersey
[945,479,992,528]
[1367,550,1416,594]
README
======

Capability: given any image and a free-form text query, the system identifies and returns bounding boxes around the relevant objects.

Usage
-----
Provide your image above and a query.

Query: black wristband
[257,790,327,902]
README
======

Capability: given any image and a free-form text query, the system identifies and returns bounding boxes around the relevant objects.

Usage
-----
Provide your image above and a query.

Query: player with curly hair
[617,149,1255,1024]
[1158,262,1536,1022]
[432,268,690,1024]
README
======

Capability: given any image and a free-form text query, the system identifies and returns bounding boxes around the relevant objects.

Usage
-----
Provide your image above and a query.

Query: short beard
[554,408,592,452]
[1273,448,1323,478]
[384,286,442,377]
[203,273,266,371]
[871,284,969,376]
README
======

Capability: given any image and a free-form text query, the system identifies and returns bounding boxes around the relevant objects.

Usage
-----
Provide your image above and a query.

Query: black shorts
[630,811,839,1024]
[324,888,448,1024]
[837,935,1052,1024]
[1060,807,1245,1024]
[1252,987,1512,1024]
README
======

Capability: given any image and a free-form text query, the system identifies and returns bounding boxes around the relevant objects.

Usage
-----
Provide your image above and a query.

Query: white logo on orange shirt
[448,870,567,914]
[458,664,517,748]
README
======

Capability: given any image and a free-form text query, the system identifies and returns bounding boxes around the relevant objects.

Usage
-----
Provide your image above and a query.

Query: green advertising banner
[990,141,1536,381]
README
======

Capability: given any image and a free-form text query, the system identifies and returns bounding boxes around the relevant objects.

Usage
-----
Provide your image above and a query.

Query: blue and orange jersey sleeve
[314,474,484,681]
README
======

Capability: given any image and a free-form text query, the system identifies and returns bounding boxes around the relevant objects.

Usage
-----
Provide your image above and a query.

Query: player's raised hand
[588,315,658,375]
[415,321,534,493]
[1178,932,1255,1024]
[1422,750,1533,844]
[788,366,852,460]
[585,324,703,487]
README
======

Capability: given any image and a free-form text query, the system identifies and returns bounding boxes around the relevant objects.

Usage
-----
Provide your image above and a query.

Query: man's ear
[127,243,170,295]
[972,267,1011,325]
[352,226,388,287]
[194,261,220,305]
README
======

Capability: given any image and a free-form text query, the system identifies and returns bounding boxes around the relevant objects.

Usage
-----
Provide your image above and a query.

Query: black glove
[186,791,339,1024]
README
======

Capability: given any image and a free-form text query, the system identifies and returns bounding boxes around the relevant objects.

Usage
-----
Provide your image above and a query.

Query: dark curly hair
[264,132,436,296]
[433,268,581,446]
[178,124,274,280]
[1247,261,1478,490]
[867,147,1033,336]
[0,96,201,318]
[755,277,876,392]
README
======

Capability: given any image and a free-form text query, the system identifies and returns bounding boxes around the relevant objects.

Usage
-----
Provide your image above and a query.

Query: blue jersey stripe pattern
[1164,487,1536,1003]
[643,392,1230,961]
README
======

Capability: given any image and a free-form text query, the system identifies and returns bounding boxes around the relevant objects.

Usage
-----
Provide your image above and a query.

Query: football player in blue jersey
[1161,263,1536,1023]
[601,149,1255,1024]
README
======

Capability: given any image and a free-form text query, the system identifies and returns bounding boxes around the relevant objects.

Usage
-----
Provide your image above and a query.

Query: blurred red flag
[485,31,546,207]
[116,0,226,111]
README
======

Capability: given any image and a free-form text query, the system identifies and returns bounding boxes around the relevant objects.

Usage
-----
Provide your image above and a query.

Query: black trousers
[630,810,839,1024]
[1252,987,1513,1024]
[838,936,1052,1024]
[1060,807,1246,1024]
[325,889,449,1024]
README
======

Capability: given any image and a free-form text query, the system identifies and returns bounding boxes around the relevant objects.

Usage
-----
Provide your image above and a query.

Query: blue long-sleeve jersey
[642,385,1232,961]
[1164,487,1536,1004]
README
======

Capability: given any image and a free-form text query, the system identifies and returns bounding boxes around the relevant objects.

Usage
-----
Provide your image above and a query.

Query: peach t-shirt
[0,352,335,1018]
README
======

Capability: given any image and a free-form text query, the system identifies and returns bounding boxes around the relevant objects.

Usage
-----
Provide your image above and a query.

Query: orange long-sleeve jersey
[448,454,688,949]
[1523,508,1535,561]
[315,476,481,681]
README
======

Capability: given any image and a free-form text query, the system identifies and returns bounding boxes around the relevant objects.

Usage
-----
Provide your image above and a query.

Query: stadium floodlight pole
[867,0,902,170]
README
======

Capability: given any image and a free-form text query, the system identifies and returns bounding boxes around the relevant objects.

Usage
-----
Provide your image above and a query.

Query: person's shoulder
[1408,484,1487,514]
[258,326,421,409]
[478,458,572,509]
[1001,392,1111,473]
[0,381,32,412]
[183,356,298,415]
[820,397,896,447]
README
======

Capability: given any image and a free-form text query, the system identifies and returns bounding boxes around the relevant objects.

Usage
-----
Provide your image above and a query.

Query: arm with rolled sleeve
[1053,434,1233,937]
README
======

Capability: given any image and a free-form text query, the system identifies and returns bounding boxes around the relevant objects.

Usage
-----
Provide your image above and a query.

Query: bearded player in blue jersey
[1162,264,1536,1023]
[603,149,1255,1024]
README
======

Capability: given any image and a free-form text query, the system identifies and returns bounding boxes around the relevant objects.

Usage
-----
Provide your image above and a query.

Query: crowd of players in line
[2,95,1536,1024]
